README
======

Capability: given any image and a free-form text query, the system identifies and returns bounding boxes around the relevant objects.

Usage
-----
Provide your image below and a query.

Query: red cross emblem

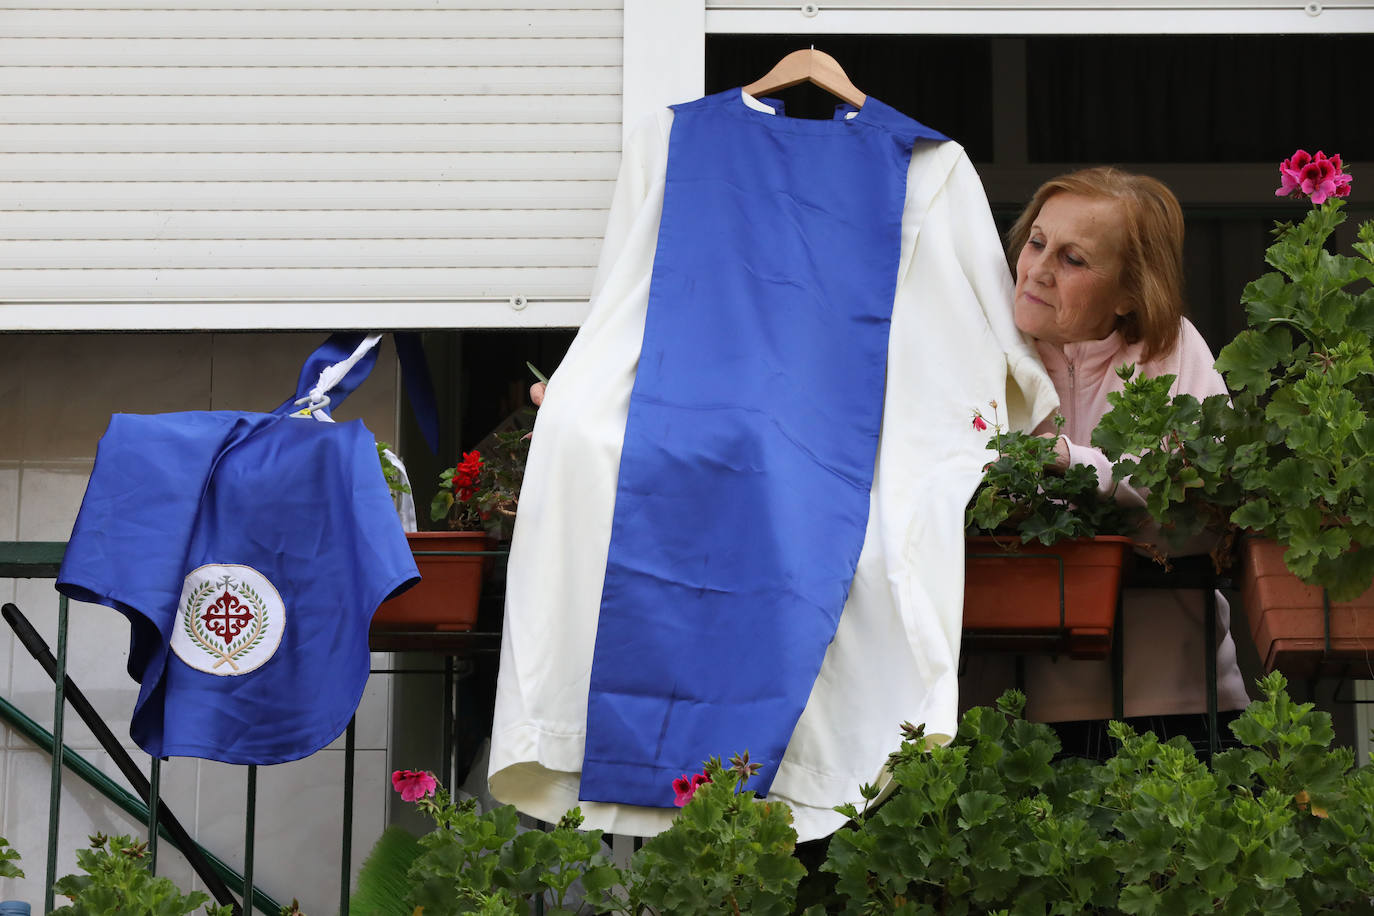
[203,590,255,642]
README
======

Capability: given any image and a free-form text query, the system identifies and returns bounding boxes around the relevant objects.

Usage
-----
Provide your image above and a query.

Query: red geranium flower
[453,450,484,502]
[672,770,711,807]
[391,769,437,802]
[1276,149,1352,204]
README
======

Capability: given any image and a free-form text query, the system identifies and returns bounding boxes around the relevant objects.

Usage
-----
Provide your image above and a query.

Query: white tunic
[488,95,1059,842]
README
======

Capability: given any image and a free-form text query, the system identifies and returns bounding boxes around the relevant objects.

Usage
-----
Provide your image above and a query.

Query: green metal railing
[0,540,507,915]
[0,542,283,915]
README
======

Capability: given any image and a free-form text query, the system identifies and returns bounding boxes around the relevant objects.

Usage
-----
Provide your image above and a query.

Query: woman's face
[1014,192,1133,347]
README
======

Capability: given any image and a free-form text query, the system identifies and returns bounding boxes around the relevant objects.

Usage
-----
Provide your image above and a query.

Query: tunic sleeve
[934,152,1060,433]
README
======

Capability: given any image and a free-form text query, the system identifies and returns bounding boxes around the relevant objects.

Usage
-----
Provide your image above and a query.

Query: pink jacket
[1032,318,1228,509]
[977,319,1251,721]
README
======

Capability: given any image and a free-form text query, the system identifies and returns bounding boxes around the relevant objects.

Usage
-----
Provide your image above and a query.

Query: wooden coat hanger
[742,47,867,110]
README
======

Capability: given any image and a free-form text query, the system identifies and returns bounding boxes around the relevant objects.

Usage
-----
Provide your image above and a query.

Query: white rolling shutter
[0,1,622,330]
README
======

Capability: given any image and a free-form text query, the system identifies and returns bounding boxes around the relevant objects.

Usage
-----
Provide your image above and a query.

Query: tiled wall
[0,333,402,913]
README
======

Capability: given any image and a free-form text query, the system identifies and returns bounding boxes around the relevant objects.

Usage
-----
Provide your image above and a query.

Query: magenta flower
[391,769,437,802]
[1276,149,1352,204]
[972,414,988,432]
[672,770,711,807]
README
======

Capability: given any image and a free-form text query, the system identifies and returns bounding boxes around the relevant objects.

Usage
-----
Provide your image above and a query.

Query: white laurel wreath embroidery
[181,575,270,672]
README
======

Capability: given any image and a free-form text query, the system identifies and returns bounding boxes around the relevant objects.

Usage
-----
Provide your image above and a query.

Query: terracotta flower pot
[372,530,490,632]
[1238,537,1374,676]
[963,535,1134,659]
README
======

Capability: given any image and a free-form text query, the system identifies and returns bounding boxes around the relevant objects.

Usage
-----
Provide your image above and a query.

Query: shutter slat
[0,66,623,96]
[0,180,615,210]
[0,94,621,124]
[0,267,597,299]
[0,209,610,240]
[0,151,622,182]
[0,238,603,268]
[0,37,625,67]
[0,124,622,153]
[1,9,620,38]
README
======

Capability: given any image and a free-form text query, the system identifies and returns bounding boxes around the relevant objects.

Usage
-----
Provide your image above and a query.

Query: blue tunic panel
[579,90,947,806]
[58,411,418,764]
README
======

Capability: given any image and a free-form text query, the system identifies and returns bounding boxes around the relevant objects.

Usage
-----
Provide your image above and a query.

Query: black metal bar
[149,757,161,872]
[406,550,510,558]
[1112,591,1125,721]
[1323,587,1332,658]
[45,594,69,916]
[368,630,503,654]
[444,656,455,790]
[1,602,243,912]
[1204,586,1219,756]
[244,766,257,915]
[1332,680,1374,704]
[341,717,356,916]
[533,822,547,916]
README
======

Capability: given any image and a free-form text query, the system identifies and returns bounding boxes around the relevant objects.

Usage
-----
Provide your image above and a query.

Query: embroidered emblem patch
[171,564,285,676]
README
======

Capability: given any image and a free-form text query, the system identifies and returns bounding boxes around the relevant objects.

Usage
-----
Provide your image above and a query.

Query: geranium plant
[383,677,1374,914]
[0,836,23,879]
[966,402,1130,544]
[624,752,805,916]
[1210,149,1374,601]
[822,673,1374,915]
[429,425,531,540]
[1091,364,1247,568]
[53,833,232,916]
[391,770,622,916]
[387,753,801,916]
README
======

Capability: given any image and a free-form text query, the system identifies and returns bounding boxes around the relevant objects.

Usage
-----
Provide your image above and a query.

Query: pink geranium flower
[391,769,437,802]
[972,414,988,432]
[1276,149,1352,204]
[672,770,711,807]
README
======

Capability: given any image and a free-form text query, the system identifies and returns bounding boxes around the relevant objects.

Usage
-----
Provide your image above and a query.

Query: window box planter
[1238,537,1374,677]
[371,531,490,632]
[963,535,1133,659]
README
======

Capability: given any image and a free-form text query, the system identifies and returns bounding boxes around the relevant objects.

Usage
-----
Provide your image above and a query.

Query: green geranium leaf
[956,790,1006,829]
[1310,546,1374,603]
[1231,501,1277,534]
[429,490,454,523]
[1184,824,1240,871]
[1215,327,1292,394]
[1240,271,1298,326]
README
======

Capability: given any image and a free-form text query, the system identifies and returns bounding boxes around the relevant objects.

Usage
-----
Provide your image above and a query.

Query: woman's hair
[1006,166,1185,363]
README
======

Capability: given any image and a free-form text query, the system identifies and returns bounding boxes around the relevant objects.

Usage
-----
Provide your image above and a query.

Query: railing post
[243,766,257,915]
[45,593,70,916]
[340,717,356,916]
[149,757,162,872]
[443,656,455,789]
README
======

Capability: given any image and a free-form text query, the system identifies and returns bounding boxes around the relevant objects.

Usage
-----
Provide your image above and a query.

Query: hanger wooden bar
[742,48,866,109]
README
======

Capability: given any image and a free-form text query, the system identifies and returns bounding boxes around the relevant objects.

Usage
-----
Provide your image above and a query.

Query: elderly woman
[1004,166,1249,757]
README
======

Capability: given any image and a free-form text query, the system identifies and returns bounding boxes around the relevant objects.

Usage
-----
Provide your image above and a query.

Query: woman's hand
[1040,432,1071,473]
